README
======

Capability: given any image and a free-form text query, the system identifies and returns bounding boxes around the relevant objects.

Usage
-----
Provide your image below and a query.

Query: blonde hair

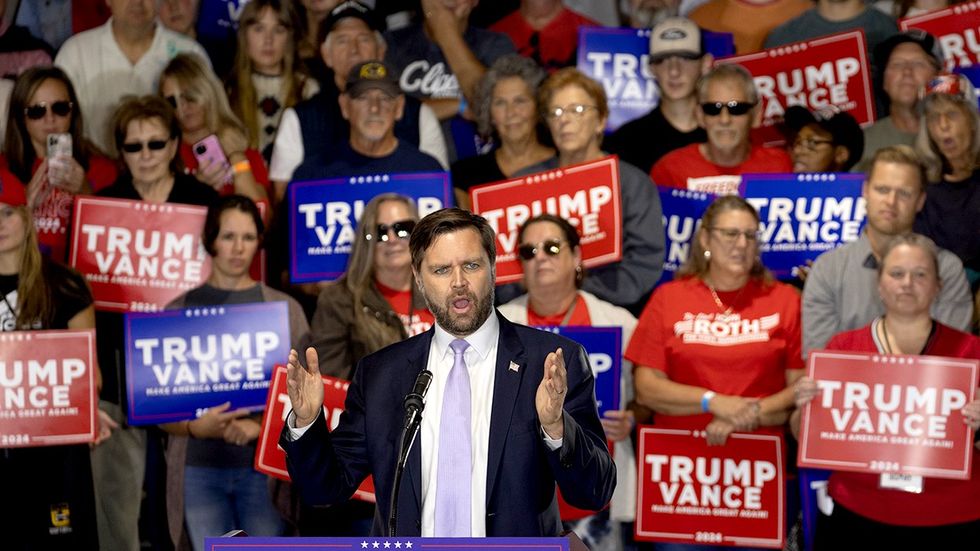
[12,206,52,327]
[160,53,248,140]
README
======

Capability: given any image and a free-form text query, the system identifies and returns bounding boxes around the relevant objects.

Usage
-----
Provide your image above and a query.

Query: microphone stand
[388,371,431,536]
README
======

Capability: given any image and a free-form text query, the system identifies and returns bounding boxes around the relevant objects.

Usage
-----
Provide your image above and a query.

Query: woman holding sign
[792,233,980,548]
[497,213,641,547]
[0,181,113,547]
[162,195,310,550]
[514,67,665,314]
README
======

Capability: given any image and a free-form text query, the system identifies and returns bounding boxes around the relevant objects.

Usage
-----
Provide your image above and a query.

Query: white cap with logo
[649,17,703,62]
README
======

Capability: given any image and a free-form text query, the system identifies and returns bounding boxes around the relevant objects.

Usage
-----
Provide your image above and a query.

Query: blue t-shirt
[293,140,445,181]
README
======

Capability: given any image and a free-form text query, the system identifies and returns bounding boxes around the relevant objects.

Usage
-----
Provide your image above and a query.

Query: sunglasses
[24,101,73,120]
[365,220,416,242]
[164,93,197,109]
[121,140,170,154]
[700,100,756,117]
[517,238,564,260]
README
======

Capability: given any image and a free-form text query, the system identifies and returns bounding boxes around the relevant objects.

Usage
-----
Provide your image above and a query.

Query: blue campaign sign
[799,468,832,551]
[741,173,866,279]
[577,27,734,132]
[196,0,245,41]
[658,188,715,285]
[535,326,622,416]
[206,537,571,550]
[289,172,454,283]
[124,302,290,426]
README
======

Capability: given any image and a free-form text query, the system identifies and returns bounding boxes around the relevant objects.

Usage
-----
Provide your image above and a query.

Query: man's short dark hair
[410,208,497,273]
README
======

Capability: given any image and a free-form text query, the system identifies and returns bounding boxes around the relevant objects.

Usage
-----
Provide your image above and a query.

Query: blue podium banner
[534,326,622,416]
[658,188,716,284]
[577,27,735,132]
[124,301,290,425]
[289,172,454,283]
[741,173,866,279]
[206,537,571,550]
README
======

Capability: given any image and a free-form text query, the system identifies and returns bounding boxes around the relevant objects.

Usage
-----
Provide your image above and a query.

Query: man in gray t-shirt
[764,0,897,61]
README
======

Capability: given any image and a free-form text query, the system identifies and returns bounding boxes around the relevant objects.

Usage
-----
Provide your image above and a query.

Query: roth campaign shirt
[626,276,803,435]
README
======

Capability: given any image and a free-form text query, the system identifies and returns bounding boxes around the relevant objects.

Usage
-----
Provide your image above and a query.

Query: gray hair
[474,54,547,138]
[696,63,759,105]
[914,93,980,182]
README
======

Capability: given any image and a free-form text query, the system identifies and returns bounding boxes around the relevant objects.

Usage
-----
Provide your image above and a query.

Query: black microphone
[402,369,433,428]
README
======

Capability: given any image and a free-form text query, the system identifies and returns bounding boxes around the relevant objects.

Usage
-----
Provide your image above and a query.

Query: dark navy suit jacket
[280,312,616,536]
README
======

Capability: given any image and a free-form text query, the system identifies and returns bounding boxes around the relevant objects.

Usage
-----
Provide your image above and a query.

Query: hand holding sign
[706,418,735,446]
[709,394,761,432]
[601,410,634,442]
[223,417,261,447]
[537,347,567,439]
[288,348,325,428]
[962,390,980,431]
[189,402,250,440]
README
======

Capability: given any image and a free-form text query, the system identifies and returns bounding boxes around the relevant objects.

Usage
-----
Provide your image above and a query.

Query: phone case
[46,133,72,159]
[192,135,228,169]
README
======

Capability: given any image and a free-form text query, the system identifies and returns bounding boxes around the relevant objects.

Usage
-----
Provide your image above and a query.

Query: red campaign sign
[70,197,211,313]
[255,365,375,503]
[0,330,97,448]
[469,156,623,285]
[716,30,875,146]
[636,427,784,549]
[798,351,978,479]
[900,2,980,71]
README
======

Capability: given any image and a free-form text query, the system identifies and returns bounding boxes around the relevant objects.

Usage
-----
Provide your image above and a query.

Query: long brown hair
[345,193,419,352]
[11,206,53,327]
[227,0,305,149]
[677,195,772,284]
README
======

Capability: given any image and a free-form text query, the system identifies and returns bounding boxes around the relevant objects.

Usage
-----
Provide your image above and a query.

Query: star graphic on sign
[394,543,402,549]
[361,542,368,549]
[384,542,391,549]
[373,542,380,549]
[405,543,413,549]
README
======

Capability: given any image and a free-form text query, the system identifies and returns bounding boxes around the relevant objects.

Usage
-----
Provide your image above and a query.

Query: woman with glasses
[791,233,980,548]
[785,105,864,173]
[304,192,431,535]
[161,195,309,550]
[513,67,665,313]
[227,0,318,161]
[451,55,554,207]
[628,196,803,549]
[913,73,980,290]
[160,54,270,203]
[498,213,641,547]
[0,66,117,261]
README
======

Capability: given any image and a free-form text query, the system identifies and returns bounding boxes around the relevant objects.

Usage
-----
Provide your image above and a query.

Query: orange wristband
[232,160,251,174]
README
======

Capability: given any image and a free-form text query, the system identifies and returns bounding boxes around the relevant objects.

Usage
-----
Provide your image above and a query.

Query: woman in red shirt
[792,233,980,547]
[1,66,117,261]
[628,195,804,444]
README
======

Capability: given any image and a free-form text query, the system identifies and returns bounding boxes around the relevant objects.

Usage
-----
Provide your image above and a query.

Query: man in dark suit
[281,208,615,536]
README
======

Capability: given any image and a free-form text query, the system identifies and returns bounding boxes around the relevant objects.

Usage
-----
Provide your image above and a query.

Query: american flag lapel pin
[509,361,520,373]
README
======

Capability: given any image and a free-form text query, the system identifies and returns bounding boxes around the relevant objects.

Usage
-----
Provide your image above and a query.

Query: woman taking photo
[1,66,117,261]
[792,233,980,548]
[914,73,980,288]
[451,55,554,208]
[628,195,803,444]
[160,53,270,203]
[0,182,112,548]
[162,195,310,550]
[228,0,318,160]
[514,67,664,313]
[497,213,640,547]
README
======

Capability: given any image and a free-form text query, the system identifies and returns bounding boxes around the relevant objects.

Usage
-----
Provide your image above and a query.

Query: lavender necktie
[434,338,472,536]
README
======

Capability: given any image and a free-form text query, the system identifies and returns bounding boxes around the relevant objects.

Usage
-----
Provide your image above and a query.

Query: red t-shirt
[376,281,434,337]
[625,276,803,435]
[0,154,117,262]
[490,8,599,71]
[825,323,980,527]
[650,143,792,194]
[178,143,271,197]
[527,294,592,326]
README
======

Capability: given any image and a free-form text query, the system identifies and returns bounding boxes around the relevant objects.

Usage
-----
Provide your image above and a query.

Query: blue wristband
[701,391,716,413]
[458,96,468,115]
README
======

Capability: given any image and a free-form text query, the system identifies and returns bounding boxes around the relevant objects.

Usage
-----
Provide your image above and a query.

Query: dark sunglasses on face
[517,238,564,260]
[700,100,756,117]
[121,140,170,154]
[365,220,416,242]
[24,100,73,120]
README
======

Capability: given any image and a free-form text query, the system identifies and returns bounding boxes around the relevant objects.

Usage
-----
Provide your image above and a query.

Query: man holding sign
[792,234,980,548]
[281,208,615,536]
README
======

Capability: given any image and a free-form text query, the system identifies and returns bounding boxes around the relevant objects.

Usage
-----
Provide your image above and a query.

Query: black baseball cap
[785,105,865,171]
[324,1,383,33]
[875,29,943,71]
[345,61,402,97]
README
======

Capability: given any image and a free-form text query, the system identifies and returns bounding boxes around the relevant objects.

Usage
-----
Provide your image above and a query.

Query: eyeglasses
[24,101,73,120]
[365,220,415,242]
[517,238,564,260]
[546,104,597,120]
[699,101,756,117]
[708,227,760,243]
[792,137,834,152]
[121,140,170,154]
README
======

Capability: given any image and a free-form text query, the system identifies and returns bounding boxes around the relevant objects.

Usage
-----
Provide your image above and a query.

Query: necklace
[705,279,743,316]
[879,316,893,354]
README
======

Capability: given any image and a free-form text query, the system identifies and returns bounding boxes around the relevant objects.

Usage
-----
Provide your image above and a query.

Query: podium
[205,536,587,550]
